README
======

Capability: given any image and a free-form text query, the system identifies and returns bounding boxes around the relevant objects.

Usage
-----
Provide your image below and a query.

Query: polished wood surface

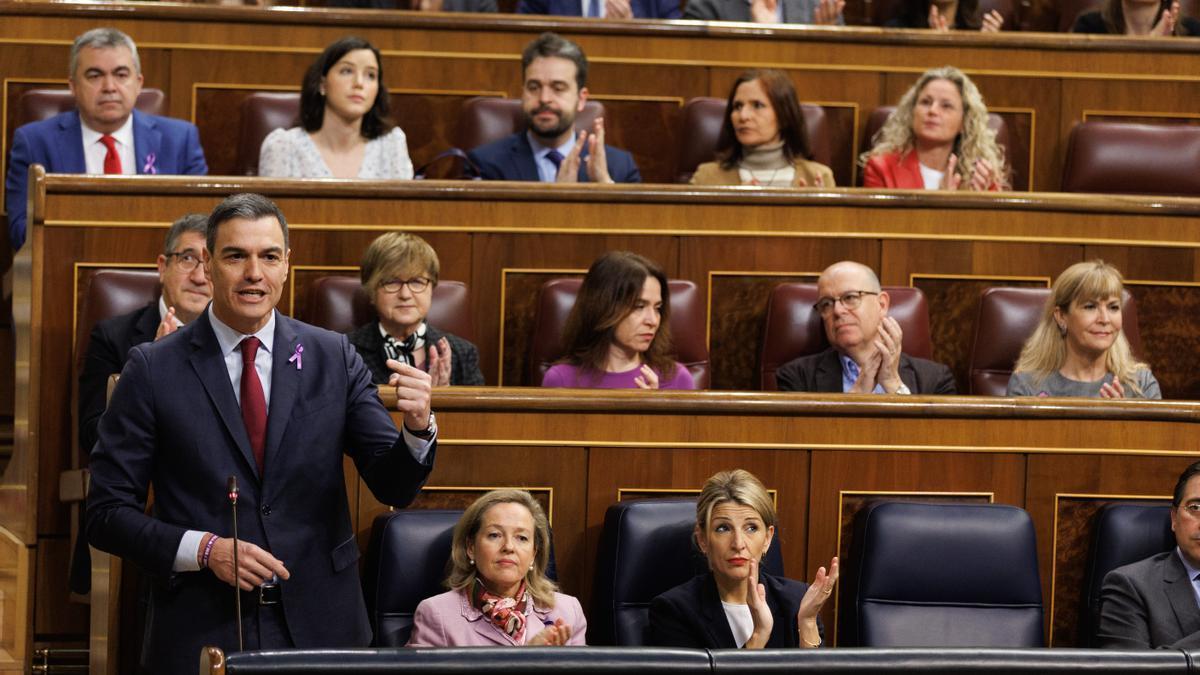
[12,175,1200,659]
[5,2,1200,191]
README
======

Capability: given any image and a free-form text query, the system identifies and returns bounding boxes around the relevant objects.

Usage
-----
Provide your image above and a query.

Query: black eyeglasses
[813,290,879,316]
[380,277,432,294]
[164,251,202,272]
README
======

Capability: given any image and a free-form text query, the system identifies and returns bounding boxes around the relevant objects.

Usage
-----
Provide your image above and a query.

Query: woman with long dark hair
[542,251,694,389]
[259,36,412,179]
[691,69,834,188]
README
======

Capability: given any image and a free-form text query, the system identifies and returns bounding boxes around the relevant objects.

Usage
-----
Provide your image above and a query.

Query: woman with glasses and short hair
[348,232,484,386]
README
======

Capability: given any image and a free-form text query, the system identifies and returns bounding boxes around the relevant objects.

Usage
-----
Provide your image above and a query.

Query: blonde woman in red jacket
[862,66,1008,191]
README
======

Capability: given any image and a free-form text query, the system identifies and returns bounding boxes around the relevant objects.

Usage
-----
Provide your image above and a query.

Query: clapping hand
[1099,377,1126,399]
[1153,0,1180,35]
[750,0,778,23]
[874,316,904,393]
[428,338,453,387]
[813,0,844,24]
[981,9,1004,31]
[796,557,839,647]
[633,364,660,389]
[743,558,775,649]
[155,306,178,340]
[527,618,573,645]
[584,117,614,184]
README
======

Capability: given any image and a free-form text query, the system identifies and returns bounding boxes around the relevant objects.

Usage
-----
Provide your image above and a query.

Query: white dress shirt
[80,115,135,175]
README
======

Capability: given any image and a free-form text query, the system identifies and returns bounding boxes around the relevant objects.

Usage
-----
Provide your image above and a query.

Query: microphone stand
[227,476,244,652]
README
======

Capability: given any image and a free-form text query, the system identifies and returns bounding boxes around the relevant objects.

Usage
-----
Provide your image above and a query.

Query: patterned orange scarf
[473,578,529,643]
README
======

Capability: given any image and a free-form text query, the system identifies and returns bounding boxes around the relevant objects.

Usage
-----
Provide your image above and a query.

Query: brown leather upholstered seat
[74,269,162,384]
[16,88,166,128]
[967,287,1143,395]
[303,276,473,342]
[758,283,932,391]
[860,106,1010,185]
[526,278,709,388]
[674,97,832,183]
[1057,0,1100,30]
[1061,122,1200,196]
[455,97,606,151]
[236,92,301,176]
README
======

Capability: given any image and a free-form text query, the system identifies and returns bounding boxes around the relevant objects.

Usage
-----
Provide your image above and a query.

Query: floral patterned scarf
[473,578,529,643]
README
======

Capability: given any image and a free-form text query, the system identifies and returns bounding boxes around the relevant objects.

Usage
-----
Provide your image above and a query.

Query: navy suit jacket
[648,572,821,648]
[518,0,680,18]
[5,109,207,250]
[467,132,641,184]
[85,309,433,673]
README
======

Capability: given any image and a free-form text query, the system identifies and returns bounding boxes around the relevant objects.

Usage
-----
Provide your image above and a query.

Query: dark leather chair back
[304,276,473,342]
[363,509,461,646]
[861,106,1010,184]
[16,88,165,128]
[526,278,709,388]
[1079,502,1173,647]
[967,287,1143,396]
[237,92,301,175]
[457,97,606,152]
[74,269,161,378]
[1061,122,1200,196]
[363,507,560,647]
[674,97,832,183]
[759,283,932,391]
[841,501,1044,647]
[590,498,785,646]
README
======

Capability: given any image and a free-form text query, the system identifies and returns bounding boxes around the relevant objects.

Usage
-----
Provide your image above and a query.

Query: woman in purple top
[542,251,695,390]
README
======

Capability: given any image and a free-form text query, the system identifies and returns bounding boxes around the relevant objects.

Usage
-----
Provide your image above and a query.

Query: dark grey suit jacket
[682,0,844,23]
[1098,550,1200,649]
[775,347,957,394]
[347,321,485,386]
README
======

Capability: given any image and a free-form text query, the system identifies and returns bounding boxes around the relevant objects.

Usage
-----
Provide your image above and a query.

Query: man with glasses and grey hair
[5,27,207,250]
[776,260,956,394]
[70,213,212,595]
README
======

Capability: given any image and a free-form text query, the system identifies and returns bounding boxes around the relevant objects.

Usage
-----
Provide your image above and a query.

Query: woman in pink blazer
[407,490,587,646]
[862,66,1008,191]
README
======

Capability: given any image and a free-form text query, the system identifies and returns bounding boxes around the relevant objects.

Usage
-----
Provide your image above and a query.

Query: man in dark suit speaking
[467,32,641,184]
[775,261,956,395]
[1098,461,1200,649]
[86,193,437,673]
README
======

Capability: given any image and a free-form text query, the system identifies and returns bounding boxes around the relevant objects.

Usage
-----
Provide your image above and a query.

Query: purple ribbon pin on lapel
[289,343,304,370]
[142,153,157,175]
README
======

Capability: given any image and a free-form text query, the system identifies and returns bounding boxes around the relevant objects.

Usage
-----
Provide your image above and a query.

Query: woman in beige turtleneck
[691,69,834,188]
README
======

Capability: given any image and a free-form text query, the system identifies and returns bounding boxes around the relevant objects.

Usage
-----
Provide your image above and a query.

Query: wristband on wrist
[201,534,218,569]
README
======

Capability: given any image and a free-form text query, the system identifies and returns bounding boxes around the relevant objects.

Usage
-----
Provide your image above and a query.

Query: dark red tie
[99,134,122,174]
[240,337,267,473]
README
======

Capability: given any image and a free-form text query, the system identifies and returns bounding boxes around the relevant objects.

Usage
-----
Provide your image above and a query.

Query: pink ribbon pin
[289,343,304,370]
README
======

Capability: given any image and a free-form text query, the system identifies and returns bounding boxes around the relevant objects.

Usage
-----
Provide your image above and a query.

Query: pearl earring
[469,558,475,566]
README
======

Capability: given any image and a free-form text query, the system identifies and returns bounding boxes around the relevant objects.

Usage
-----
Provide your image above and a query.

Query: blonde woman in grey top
[1007,260,1160,399]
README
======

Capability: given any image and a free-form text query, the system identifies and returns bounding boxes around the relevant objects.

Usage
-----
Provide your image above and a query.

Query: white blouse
[258,126,414,179]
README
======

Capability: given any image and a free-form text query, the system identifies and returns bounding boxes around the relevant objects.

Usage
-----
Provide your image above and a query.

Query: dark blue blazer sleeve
[5,126,34,250]
[516,0,549,11]
[466,145,507,181]
[606,146,642,183]
[86,345,188,578]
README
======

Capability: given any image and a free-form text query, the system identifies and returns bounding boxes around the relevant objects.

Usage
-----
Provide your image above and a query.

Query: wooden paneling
[6,4,1200,191]
[16,176,1200,649]
[1122,282,1200,401]
[1025,454,1187,647]
[708,272,817,390]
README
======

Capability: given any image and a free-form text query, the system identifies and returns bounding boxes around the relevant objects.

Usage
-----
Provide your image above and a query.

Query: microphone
[227,475,244,652]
